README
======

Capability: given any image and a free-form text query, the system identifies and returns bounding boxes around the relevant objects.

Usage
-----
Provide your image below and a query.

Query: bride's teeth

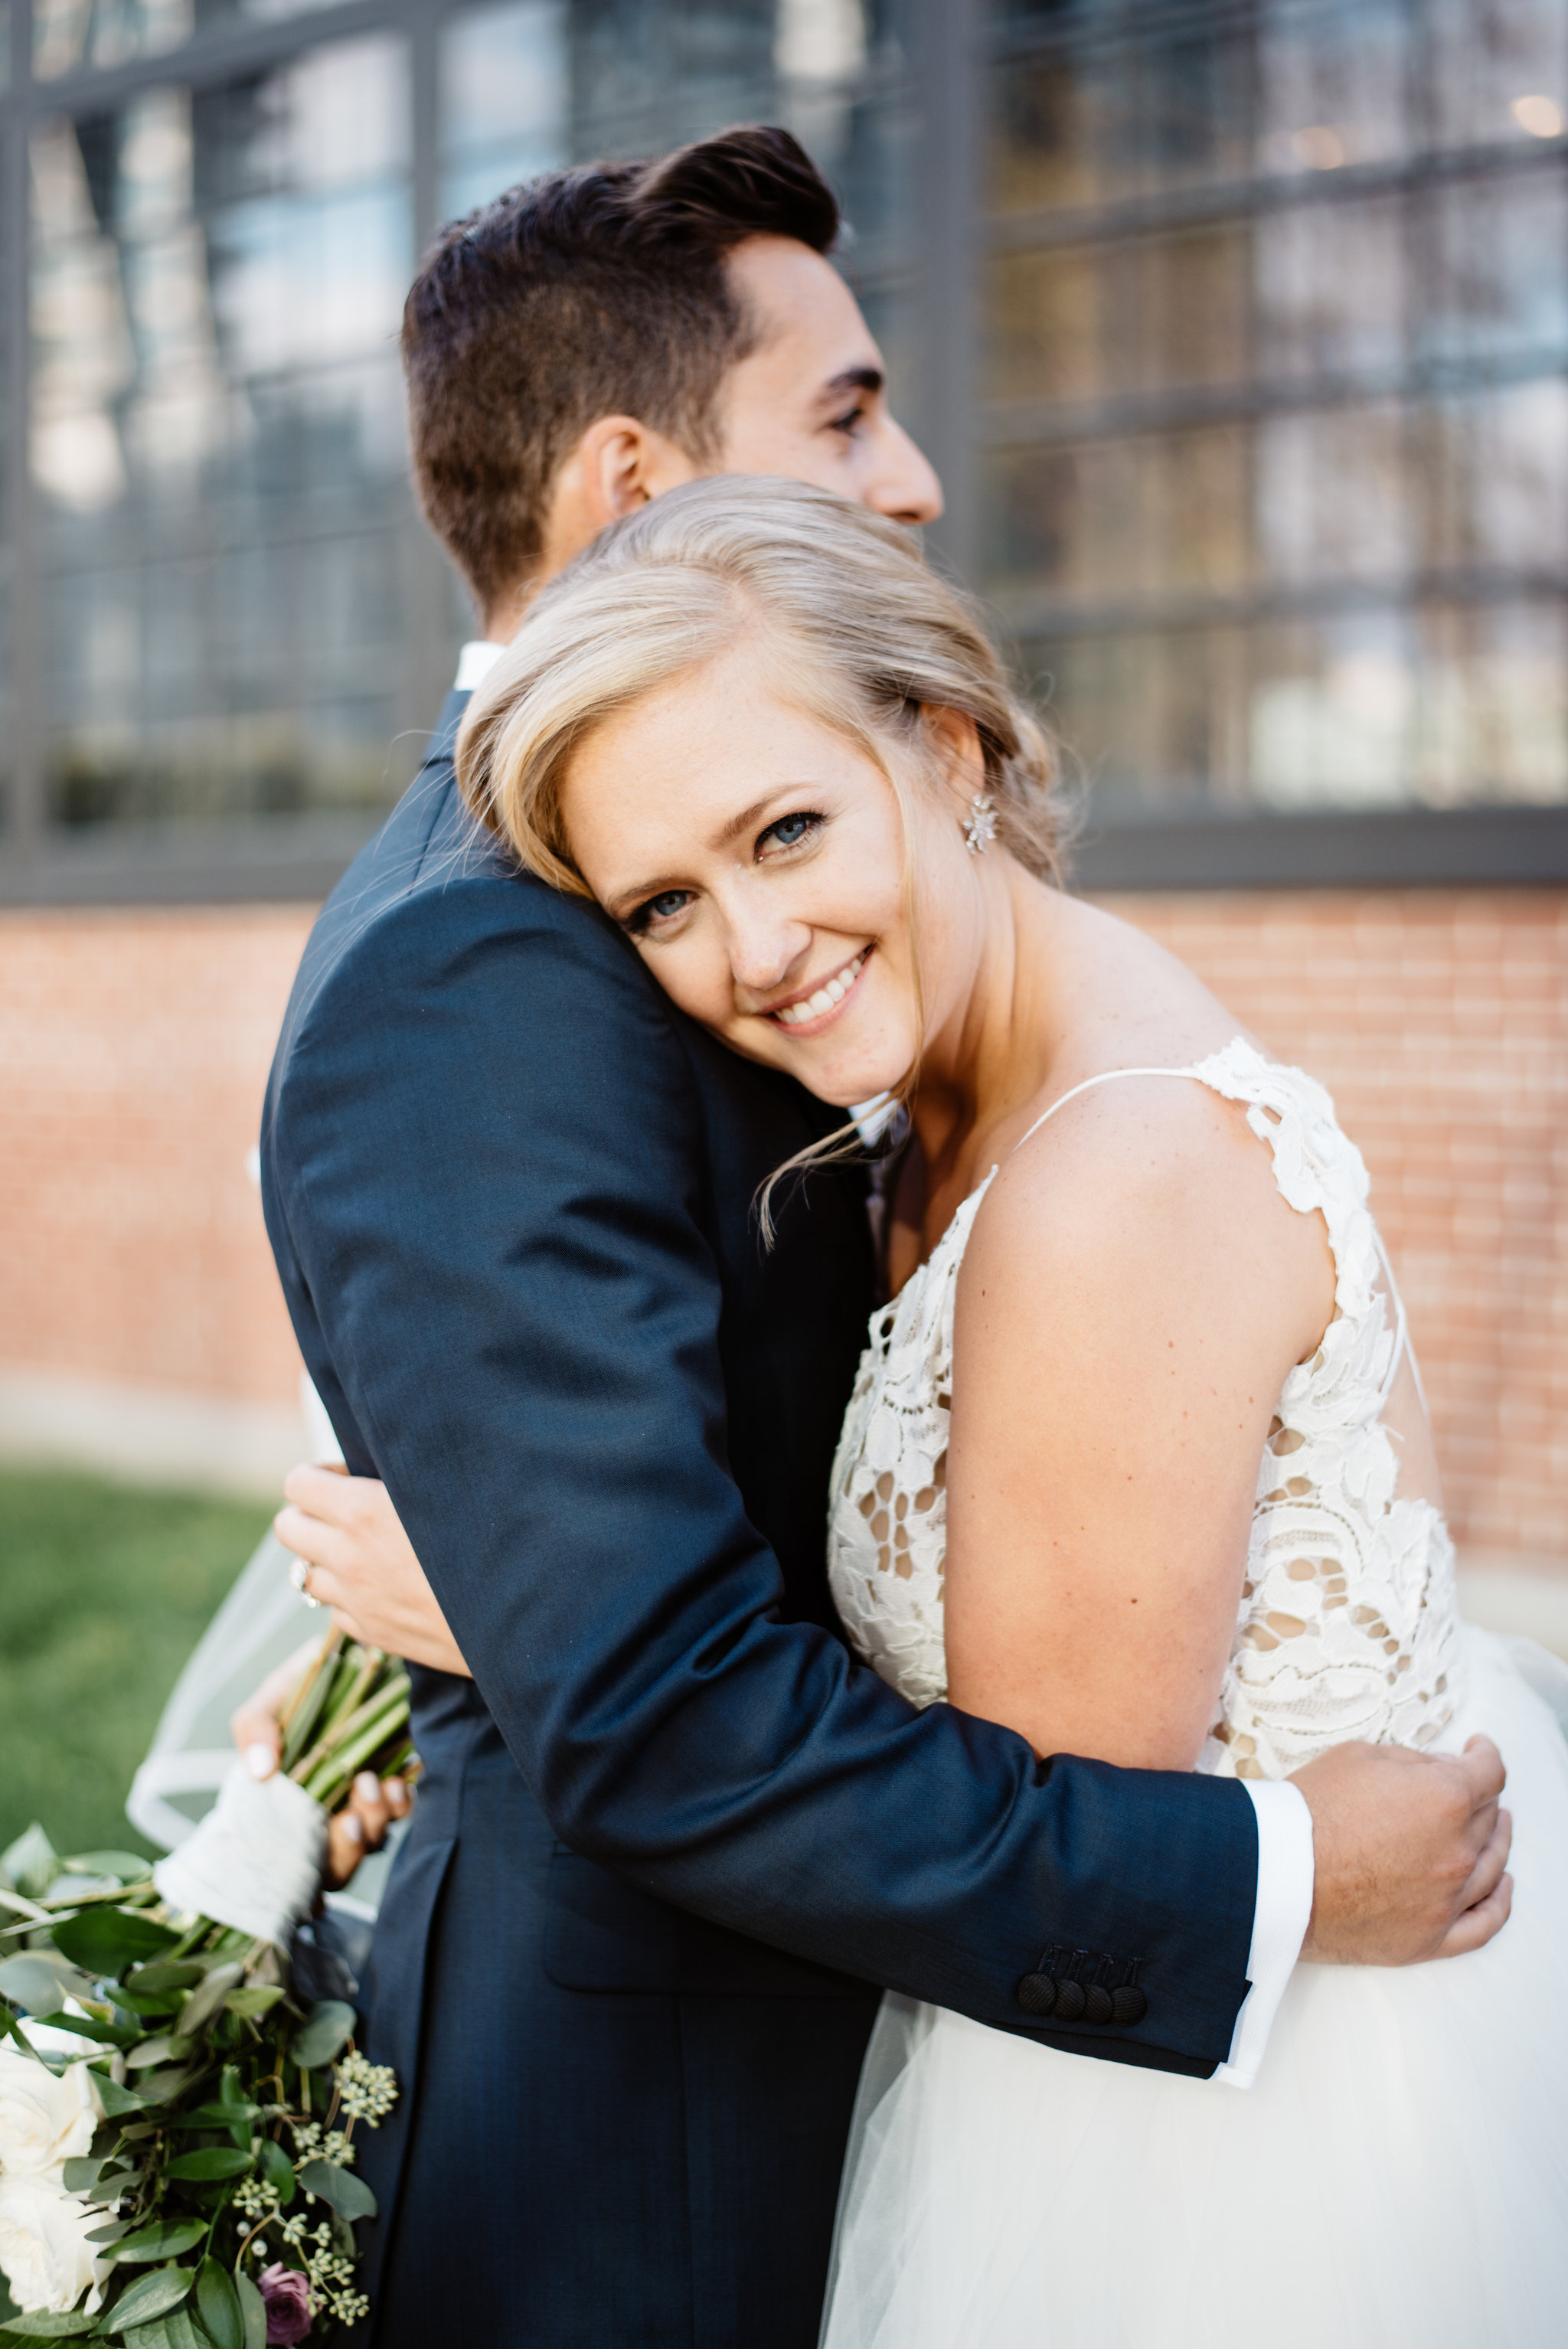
[773,952,865,1025]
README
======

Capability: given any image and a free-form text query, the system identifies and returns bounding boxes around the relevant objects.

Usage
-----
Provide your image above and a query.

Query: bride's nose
[726,896,812,999]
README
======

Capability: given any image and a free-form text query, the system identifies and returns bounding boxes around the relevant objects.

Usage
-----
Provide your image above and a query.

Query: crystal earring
[963,794,998,854]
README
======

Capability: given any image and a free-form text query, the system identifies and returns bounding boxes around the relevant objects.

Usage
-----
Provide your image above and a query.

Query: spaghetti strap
[1009,1064,1204,1158]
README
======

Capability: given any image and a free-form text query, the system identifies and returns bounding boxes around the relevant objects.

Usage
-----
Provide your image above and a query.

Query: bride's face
[557,643,980,1106]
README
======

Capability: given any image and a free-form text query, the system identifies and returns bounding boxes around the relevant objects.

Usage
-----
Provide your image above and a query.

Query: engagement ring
[289,1555,321,1609]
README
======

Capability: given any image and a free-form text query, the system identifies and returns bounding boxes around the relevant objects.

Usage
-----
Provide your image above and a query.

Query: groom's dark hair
[402,125,841,613]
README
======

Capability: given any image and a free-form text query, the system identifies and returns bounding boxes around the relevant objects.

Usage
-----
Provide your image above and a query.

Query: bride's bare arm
[943,1075,1334,1772]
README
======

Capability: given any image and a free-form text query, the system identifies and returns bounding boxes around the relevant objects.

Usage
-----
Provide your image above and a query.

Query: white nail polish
[340,1814,364,1844]
[354,1772,380,1802]
[245,1743,276,1782]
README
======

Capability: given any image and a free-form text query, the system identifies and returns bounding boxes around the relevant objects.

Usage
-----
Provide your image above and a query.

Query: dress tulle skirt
[821,1629,1568,2349]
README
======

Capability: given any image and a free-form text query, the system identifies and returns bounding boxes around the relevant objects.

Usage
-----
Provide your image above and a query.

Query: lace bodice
[826,1037,1464,1778]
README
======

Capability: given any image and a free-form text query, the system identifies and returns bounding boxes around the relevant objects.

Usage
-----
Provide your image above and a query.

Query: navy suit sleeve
[266,867,1259,2074]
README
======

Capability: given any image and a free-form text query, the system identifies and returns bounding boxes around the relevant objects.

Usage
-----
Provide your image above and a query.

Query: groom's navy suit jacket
[262,694,1260,2347]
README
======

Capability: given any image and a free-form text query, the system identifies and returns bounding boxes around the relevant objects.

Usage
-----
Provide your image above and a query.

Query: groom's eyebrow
[815,364,884,410]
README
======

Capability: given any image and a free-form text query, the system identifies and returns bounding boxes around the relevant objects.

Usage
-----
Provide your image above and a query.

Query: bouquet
[0,1635,413,2347]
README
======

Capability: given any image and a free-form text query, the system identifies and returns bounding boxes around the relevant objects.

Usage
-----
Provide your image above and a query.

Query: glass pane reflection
[439,0,569,222]
[31,31,415,829]
[984,0,1568,818]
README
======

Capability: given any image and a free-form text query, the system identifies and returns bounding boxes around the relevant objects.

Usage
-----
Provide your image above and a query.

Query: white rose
[0,2045,103,2176]
[0,2174,111,2315]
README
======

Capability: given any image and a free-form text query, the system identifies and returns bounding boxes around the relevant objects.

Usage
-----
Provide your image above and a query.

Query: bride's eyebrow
[714,791,793,848]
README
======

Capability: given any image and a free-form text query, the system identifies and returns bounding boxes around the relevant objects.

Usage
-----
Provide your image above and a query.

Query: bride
[442,476,1568,2347]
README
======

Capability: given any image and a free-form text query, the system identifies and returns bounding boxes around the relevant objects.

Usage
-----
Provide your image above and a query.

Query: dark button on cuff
[1111,1985,1148,2026]
[1015,1972,1057,2016]
[1050,1978,1086,2022]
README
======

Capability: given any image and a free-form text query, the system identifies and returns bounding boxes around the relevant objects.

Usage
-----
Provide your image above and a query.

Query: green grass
[0,1466,272,1864]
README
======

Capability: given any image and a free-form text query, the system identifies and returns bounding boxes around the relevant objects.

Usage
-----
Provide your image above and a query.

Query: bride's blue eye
[760,812,821,854]
[630,888,693,933]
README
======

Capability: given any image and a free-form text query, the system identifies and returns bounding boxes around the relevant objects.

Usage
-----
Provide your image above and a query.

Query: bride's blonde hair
[455,476,1064,1234]
[456,475,1063,890]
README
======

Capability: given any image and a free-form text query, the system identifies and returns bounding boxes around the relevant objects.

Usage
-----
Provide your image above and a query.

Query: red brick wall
[2,891,1563,1563]
[1097,891,1568,1567]
[0,907,312,1410]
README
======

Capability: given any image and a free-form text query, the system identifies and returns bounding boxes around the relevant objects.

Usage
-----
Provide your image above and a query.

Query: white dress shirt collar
[455,640,505,692]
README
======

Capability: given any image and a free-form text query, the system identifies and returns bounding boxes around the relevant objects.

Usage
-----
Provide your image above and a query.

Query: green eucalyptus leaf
[0,1955,87,2015]
[168,2105,259,2133]
[49,1909,177,1981]
[60,1856,152,1887]
[129,2065,204,2107]
[160,2304,212,2349]
[175,1968,245,2041]
[288,2001,354,2071]
[257,2140,294,2206]
[125,2037,194,2072]
[95,2075,152,2119]
[1,2313,102,2338]
[193,2261,242,2349]
[297,2158,376,2221]
[27,2012,130,2049]
[220,1988,282,2023]
[111,1988,181,2021]
[112,2220,208,2266]
[0,2006,41,2060]
[60,2157,106,2193]
[83,2218,139,2247]
[122,1965,203,1998]
[96,2268,195,2334]
[163,2147,254,2182]
[1,1825,59,1904]
[234,2271,266,2349]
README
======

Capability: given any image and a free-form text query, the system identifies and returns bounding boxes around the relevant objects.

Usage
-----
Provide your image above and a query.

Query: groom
[260,127,1511,2347]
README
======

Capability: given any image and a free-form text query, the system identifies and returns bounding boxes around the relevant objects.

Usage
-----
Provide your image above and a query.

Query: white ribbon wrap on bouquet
[152,1764,327,1948]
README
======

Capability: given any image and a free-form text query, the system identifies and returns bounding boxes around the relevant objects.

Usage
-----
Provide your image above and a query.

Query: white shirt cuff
[1211,1778,1315,2089]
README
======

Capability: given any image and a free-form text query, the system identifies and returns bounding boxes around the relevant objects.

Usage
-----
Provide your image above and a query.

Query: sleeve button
[1016,1972,1057,2016]
[1111,1985,1148,2026]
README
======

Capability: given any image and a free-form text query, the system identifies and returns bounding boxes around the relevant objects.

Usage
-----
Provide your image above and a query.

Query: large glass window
[31,34,415,831]
[3,0,1562,896]
[1,0,916,890]
[982,0,1568,835]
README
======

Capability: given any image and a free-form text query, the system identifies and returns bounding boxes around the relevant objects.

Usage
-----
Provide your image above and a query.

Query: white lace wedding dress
[821,1039,1568,2349]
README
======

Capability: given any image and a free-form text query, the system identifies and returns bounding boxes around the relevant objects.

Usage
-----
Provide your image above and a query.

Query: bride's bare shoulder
[961,901,1332,1365]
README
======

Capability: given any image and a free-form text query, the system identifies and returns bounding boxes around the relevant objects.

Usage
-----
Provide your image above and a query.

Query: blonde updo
[456,475,1063,889]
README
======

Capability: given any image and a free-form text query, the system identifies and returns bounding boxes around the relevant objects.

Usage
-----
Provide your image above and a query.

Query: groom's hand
[1292,1733,1512,1964]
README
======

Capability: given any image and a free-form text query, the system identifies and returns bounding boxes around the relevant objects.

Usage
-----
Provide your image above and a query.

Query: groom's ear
[538,416,704,571]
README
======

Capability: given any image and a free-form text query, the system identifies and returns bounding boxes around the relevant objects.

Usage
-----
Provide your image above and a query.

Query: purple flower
[259,2263,313,2344]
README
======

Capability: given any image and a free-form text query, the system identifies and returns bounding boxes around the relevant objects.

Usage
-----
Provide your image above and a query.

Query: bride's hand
[230,1637,412,1889]
[273,1464,473,1679]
